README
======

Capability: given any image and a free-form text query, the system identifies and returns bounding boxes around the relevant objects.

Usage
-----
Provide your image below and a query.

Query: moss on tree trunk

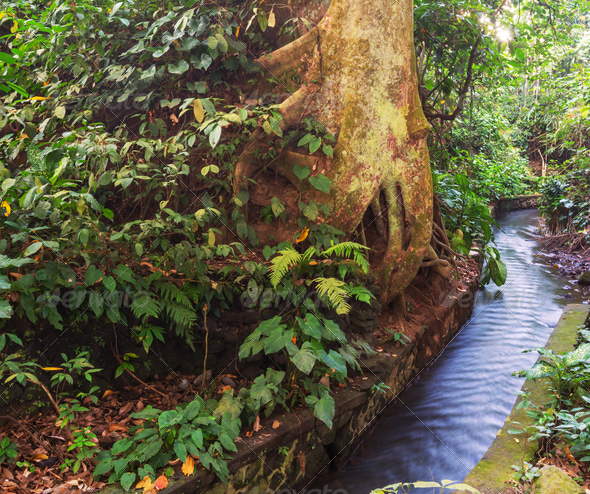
[236,0,433,305]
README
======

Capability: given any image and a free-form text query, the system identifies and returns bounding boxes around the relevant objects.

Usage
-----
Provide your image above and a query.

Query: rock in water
[578,271,590,285]
[533,465,583,494]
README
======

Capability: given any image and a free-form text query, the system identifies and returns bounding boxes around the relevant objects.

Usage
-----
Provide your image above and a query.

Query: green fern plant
[315,277,350,314]
[321,241,370,273]
[156,282,198,349]
[130,292,162,323]
[268,242,369,290]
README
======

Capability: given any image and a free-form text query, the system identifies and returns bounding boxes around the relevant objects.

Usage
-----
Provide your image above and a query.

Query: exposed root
[370,194,387,237]
[256,25,320,78]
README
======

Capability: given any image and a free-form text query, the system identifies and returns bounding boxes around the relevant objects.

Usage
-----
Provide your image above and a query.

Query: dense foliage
[0,0,587,489]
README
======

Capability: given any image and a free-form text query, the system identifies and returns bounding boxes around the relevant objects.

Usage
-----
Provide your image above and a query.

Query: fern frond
[346,284,375,304]
[164,302,197,329]
[315,277,351,315]
[268,247,302,288]
[321,241,370,273]
[131,292,162,323]
[301,246,317,262]
[158,282,192,307]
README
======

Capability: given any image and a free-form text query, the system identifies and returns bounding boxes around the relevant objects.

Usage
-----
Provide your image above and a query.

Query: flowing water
[312,209,589,493]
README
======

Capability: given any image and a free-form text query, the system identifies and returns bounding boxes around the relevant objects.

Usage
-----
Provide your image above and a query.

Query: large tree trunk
[236,0,433,305]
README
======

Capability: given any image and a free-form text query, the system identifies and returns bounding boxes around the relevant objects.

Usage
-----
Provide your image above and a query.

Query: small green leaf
[309,137,322,154]
[309,174,331,194]
[120,472,136,491]
[293,165,310,181]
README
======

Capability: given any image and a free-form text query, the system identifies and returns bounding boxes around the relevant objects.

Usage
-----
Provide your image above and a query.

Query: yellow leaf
[193,99,205,123]
[235,26,240,37]
[0,12,6,20]
[29,453,48,461]
[30,96,49,101]
[182,456,195,476]
[102,389,115,399]
[272,420,280,429]
[296,227,309,243]
[268,9,276,27]
[42,367,63,371]
[1,201,10,217]
[77,197,86,214]
[10,20,18,33]
[136,476,153,491]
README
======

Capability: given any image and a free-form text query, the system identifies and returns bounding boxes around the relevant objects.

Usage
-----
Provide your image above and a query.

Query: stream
[311,209,590,493]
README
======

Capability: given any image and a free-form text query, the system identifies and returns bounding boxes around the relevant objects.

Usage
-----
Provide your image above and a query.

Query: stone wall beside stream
[125,276,481,494]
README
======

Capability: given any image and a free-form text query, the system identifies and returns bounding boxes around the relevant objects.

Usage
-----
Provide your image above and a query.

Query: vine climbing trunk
[235,0,433,305]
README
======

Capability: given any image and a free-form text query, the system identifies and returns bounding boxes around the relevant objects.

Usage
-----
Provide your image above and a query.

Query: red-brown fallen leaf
[119,402,134,416]
[182,456,195,476]
[136,400,145,412]
[108,424,127,432]
[154,474,168,490]
[272,420,280,429]
[252,415,261,432]
[2,467,14,479]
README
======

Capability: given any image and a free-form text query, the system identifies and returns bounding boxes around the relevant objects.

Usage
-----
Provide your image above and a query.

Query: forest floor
[0,259,481,494]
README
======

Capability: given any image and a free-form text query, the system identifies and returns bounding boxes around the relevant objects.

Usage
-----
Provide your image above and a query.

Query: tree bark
[238,0,432,305]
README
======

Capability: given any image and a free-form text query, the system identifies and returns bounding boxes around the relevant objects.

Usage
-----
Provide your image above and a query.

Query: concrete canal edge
[105,277,481,494]
[458,304,590,494]
[489,194,541,219]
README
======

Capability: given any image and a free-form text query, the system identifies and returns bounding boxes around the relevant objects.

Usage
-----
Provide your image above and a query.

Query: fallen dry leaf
[182,456,195,476]
[2,467,14,479]
[119,402,134,416]
[252,415,261,432]
[29,453,48,462]
[102,389,115,400]
[154,474,168,490]
[136,475,154,492]
[108,424,127,432]
[272,420,280,429]
[136,400,145,412]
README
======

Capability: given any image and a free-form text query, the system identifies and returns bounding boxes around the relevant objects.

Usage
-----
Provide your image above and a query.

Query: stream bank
[311,208,589,494]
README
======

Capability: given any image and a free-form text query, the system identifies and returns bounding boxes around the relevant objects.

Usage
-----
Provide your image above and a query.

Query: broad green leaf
[309,137,322,154]
[563,343,590,366]
[174,440,187,462]
[264,328,294,354]
[84,265,101,285]
[271,196,285,217]
[297,134,314,147]
[209,125,221,148]
[23,242,42,257]
[309,174,331,194]
[291,342,316,374]
[312,392,335,428]
[298,314,323,340]
[0,300,13,319]
[0,275,10,289]
[120,472,136,492]
[293,164,310,181]
[169,60,189,74]
[322,349,347,375]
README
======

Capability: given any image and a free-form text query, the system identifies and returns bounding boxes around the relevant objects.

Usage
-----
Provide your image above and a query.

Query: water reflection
[310,210,586,493]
